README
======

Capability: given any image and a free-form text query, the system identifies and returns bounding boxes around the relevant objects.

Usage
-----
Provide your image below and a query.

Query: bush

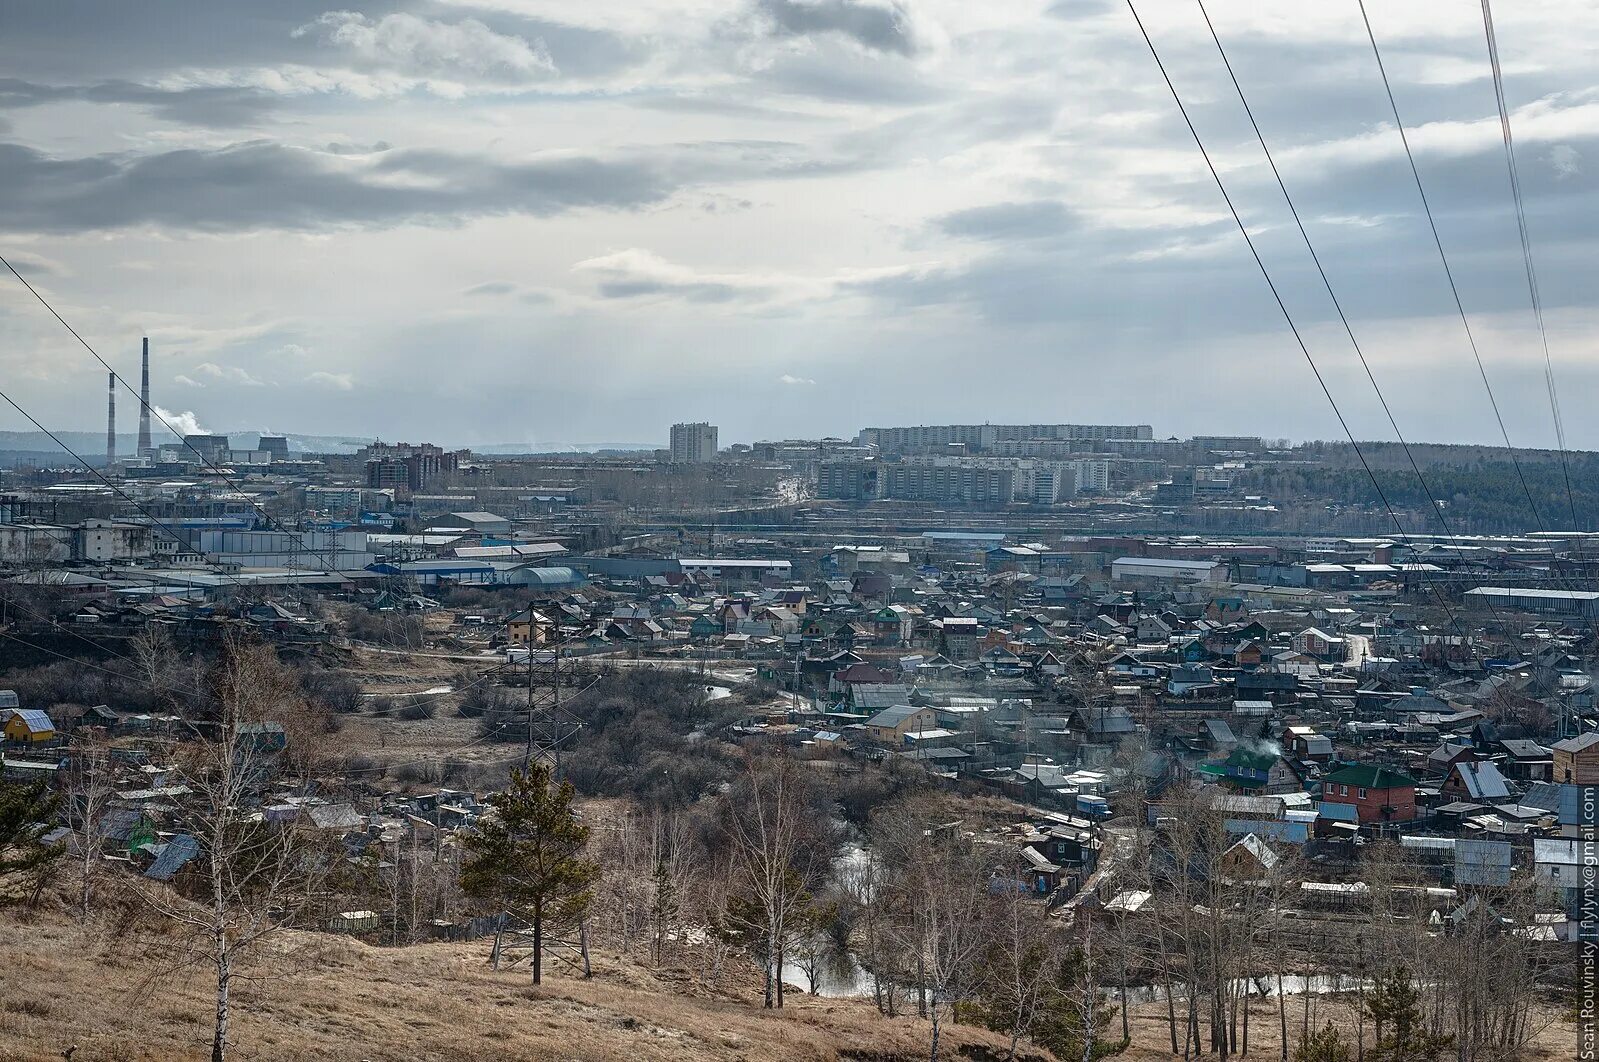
[301,668,364,714]
[555,666,744,808]
[395,696,436,721]
[340,608,426,647]
[458,682,516,720]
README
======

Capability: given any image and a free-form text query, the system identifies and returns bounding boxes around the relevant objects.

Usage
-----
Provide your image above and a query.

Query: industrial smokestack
[137,336,152,457]
[106,371,116,469]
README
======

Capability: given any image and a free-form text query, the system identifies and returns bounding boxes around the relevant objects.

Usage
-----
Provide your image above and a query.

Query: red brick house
[1319,763,1417,826]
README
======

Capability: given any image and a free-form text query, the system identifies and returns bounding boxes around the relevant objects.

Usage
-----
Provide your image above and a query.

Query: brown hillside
[0,914,1052,1062]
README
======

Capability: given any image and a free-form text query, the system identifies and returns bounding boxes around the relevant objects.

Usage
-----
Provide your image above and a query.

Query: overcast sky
[3,1,1598,450]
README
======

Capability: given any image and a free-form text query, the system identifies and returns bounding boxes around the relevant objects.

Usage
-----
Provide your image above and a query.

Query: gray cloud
[0,140,677,233]
[293,10,557,81]
[753,0,920,57]
[938,201,1079,242]
[0,77,281,127]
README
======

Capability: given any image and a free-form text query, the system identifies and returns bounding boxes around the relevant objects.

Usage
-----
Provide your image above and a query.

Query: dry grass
[1104,989,1576,1062]
[0,908,1577,1061]
[0,912,1049,1062]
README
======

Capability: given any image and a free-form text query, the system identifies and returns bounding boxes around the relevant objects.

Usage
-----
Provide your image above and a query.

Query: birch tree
[67,732,116,921]
[133,638,338,1062]
[724,756,827,1008]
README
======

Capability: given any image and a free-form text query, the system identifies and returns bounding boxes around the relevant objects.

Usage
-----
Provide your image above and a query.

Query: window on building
[1358,788,1368,800]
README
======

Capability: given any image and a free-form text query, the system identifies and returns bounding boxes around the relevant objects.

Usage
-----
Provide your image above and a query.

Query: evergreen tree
[1293,1022,1352,1062]
[0,780,61,902]
[1365,968,1454,1062]
[1023,947,1124,1061]
[649,856,678,966]
[462,764,599,984]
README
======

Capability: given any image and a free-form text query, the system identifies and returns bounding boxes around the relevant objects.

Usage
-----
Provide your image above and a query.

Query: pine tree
[462,764,599,984]
[0,779,60,901]
[1365,968,1454,1062]
[1026,946,1124,1061]
[1293,1022,1352,1062]
[649,856,678,966]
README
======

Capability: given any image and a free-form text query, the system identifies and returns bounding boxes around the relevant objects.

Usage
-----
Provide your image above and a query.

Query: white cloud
[305,371,355,390]
[778,373,815,384]
[194,362,266,386]
[173,374,203,388]
[296,11,556,81]
[573,248,937,308]
[1550,142,1580,179]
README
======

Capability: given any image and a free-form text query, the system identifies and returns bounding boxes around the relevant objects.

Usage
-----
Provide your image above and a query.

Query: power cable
[0,383,269,601]
[1356,1,1547,533]
[1194,0,1487,651]
[1479,0,1580,537]
[0,251,344,575]
[1125,0,1476,657]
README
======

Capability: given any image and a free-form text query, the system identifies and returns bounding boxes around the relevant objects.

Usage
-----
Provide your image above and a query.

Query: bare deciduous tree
[723,756,827,1008]
[132,638,340,1062]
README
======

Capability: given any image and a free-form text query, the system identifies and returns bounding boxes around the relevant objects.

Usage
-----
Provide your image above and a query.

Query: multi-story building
[1074,459,1111,493]
[304,486,365,518]
[885,461,1013,505]
[74,519,153,562]
[669,422,719,463]
[361,442,465,492]
[818,460,882,500]
[821,455,1102,506]
[859,422,1153,455]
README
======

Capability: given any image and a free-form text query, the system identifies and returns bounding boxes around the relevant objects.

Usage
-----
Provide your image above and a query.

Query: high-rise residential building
[360,441,466,492]
[669,422,719,463]
[818,459,883,500]
[858,422,1153,455]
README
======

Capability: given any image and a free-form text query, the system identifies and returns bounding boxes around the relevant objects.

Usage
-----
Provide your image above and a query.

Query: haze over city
[0,5,1595,1062]
[5,1,1599,447]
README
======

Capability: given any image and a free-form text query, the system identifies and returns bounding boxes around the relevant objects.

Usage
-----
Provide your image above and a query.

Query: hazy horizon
[5,2,1599,451]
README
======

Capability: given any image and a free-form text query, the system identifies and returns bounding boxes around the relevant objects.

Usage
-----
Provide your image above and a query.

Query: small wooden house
[1,709,57,747]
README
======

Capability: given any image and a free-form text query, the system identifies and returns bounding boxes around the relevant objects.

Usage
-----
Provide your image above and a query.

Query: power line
[1356,1,1547,533]
[0,383,267,601]
[1124,0,1475,655]
[1478,0,1579,535]
[1194,0,1483,647]
[0,251,343,575]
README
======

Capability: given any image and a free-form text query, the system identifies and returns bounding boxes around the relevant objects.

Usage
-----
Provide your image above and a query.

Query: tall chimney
[137,336,152,457]
[106,371,117,468]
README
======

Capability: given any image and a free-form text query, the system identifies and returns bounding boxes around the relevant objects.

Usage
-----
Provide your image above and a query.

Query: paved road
[1344,633,1372,667]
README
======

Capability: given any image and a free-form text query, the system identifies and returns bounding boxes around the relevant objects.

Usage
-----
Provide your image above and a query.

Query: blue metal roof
[145,835,200,881]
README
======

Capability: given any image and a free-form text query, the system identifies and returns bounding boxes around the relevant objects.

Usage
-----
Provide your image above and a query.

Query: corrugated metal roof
[3,708,54,732]
[145,835,200,881]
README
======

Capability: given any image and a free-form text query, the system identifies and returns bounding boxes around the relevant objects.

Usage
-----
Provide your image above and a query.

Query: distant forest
[1243,441,1599,533]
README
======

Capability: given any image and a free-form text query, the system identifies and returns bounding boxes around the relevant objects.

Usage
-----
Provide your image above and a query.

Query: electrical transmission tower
[522,611,585,775]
